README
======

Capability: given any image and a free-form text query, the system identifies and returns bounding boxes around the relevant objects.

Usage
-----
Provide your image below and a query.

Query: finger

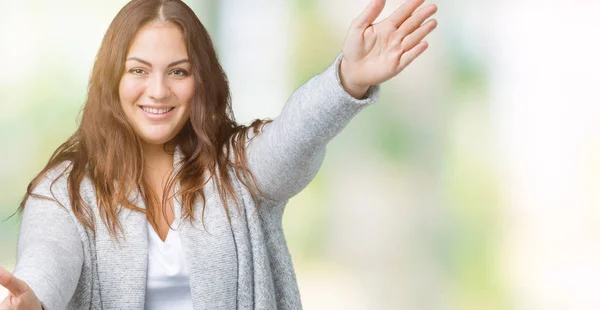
[0,267,28,297]
[384,0,425,28]
[351,0,386,30]
[398,41,429,70]
[0,296,12,310]
[396,3,438,37]
[0,296,11,310]
[393,19,437,53]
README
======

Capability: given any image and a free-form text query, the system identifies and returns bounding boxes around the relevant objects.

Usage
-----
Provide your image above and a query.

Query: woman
[0,0,437,309]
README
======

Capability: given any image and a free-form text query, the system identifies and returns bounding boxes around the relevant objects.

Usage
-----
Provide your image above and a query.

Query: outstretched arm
[245,0,438,202]
[1,173,84,310]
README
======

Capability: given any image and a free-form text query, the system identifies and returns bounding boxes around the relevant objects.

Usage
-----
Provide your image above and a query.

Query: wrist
[339,57,370,99]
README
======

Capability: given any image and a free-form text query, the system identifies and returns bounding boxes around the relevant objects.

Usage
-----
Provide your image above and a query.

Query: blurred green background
[2,0,599,309]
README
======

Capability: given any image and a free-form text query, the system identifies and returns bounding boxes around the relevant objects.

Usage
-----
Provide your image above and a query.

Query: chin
[137,129,177,146]
[141,135,174,146]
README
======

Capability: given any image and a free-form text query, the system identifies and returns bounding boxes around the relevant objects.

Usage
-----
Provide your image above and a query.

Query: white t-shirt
[145,221,194,310]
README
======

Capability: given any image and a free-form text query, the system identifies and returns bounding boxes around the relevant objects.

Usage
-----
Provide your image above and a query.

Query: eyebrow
[126,57,190,67]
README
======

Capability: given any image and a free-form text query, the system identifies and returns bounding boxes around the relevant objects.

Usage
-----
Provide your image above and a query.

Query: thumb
[351,0,386,30]
[0,266,29,297]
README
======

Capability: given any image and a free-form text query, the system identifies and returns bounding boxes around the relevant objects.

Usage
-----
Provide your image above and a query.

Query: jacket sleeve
[245,53,380,202]
[12,168,84,310]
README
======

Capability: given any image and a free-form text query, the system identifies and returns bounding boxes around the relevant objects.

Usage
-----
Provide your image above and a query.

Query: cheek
[173,80,195,110]
[119,78,144,107]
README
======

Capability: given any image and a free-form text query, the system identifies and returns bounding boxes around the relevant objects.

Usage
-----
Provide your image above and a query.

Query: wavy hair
[17,0,270,239]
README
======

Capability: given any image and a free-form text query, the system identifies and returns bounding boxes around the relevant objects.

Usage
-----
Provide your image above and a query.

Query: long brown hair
[18,0,270,239]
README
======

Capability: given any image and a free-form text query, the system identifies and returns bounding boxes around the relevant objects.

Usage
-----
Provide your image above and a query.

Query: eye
[128,68,146,76]
[171,69,189,77]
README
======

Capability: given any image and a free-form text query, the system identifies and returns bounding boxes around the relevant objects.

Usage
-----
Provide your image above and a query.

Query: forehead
[126,22,188,62]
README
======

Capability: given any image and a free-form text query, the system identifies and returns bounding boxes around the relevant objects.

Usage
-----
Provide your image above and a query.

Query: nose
[146,73,170,101]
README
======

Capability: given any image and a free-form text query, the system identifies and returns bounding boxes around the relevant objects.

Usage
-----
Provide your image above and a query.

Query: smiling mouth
[139,106,175,115]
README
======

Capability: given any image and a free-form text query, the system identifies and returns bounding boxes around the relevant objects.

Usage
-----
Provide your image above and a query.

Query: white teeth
[141,107,173,114]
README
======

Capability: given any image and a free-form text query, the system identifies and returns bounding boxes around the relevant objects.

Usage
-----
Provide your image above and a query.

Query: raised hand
[0,267,42,310]
[340,0,438,98]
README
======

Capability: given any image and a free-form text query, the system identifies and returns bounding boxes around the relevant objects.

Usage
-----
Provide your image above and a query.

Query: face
[119,22,194,147]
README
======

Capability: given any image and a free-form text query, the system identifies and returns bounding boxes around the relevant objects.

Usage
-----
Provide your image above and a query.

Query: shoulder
[19,160,89,241]
[29,160,75,205]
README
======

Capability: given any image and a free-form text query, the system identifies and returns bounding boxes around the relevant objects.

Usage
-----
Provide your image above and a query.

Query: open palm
[0,267,42,310]
[340,0,438,93]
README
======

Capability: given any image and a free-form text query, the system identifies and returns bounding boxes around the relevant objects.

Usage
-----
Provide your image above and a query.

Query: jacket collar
[93,145,238,309]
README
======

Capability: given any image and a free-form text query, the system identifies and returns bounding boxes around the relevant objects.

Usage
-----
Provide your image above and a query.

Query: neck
[142,143,175,210]
[142,142,174,173]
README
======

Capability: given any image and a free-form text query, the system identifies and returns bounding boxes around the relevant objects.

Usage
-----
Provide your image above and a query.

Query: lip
[138,105,176,121]
[139,104,174,109]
